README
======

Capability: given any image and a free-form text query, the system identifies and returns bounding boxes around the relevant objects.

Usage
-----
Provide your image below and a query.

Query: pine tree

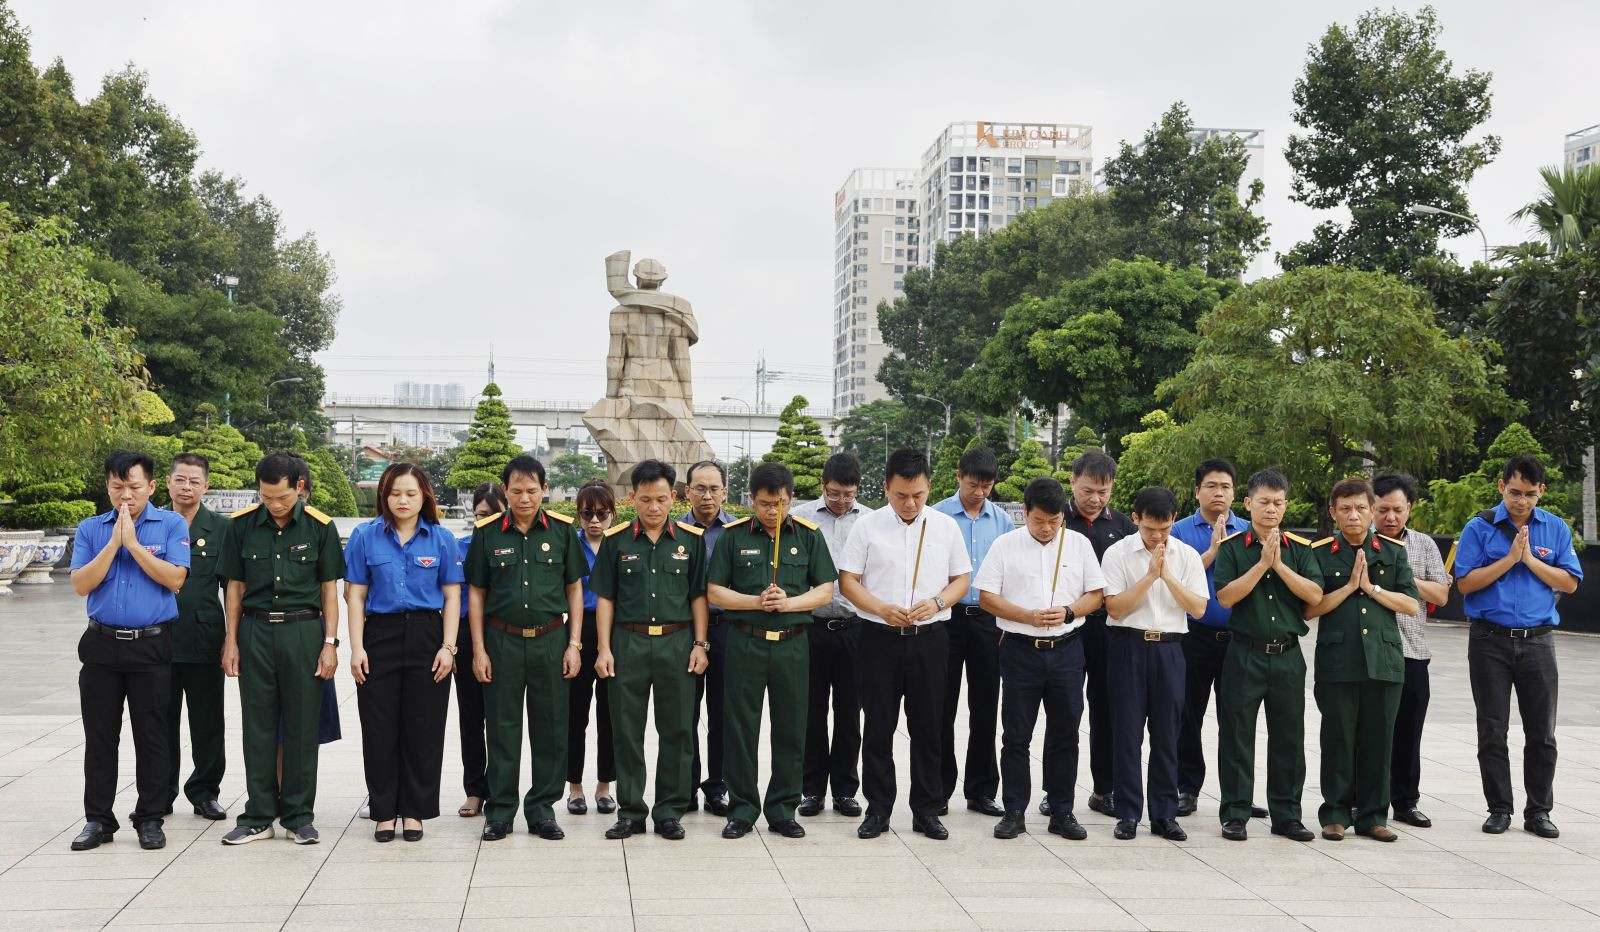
[447,383,522,490]
[762,395,829,500]
[1054,426,1103,483]
[930,433,976,501]
[995,438,1052,502]
[308,447,358,516]
[178,403,263,490]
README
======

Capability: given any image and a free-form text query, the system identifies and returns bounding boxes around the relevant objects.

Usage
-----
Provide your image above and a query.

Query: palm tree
[1511,164,1600,254]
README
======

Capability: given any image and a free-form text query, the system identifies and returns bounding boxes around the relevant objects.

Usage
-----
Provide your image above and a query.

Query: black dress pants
[998,632,1084,814]
[803,617,863,798]
[940,607,1000,802]
[79,626,172,831]
[453,625,489,799]
[1108,631,1185,822]
[567,611,616,784]
[1080,612,1113,795]
[691,617,730,799]
[1177,623,1229,796]
[1390,657,1430,810]
[859,622,947,819]
[1468,623,1558,819]
[357,612,450,822]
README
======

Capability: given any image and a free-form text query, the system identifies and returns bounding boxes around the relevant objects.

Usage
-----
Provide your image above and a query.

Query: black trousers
[690,617,730,799]
[1109,631,1185,822]
[999,633,1084,814]
[79,626,172,831]
[803,617,863,798]
[167,660,226,808]
[357,612,450,822]
[567,611,615,784]
[453,625,489,799]
[1177,623,1229,796]
[1390,657,1430,809]
[940,607,1000,802]
[1080,612,1113,795]
[859,622,947,819]
[1468,623,1558,818]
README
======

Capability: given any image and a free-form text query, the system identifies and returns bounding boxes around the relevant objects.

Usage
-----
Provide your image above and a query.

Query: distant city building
[1566,123,1600,170]
[832,168,917,413]
[392,381,466,449]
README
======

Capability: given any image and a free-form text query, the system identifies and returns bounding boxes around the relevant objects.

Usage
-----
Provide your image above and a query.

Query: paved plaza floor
[3,582,1600,931]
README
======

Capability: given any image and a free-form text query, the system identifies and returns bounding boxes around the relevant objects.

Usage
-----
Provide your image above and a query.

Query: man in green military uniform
[164,453,231,821]
[218,453,345,845]
[466,454,586,842]
[593,459,710,841]
[1213,468,1324,843]
[707,463,838,840]
[1307,477,1418,842]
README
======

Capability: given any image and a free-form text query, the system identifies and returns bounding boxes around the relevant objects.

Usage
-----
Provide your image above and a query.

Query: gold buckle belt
[488,617,564,639]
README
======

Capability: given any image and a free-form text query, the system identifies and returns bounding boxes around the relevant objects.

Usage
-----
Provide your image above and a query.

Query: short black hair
[686,460,726,486]
[885,448,930,482]
[472,482,507,513]
[1194,458,1236,488]
[1070,450,1117,481]
[170,452,210,477]
[1245,468,1288,496]
[748,462,794,498]
[631,459,676,490]
[256,452,303,487]
[1023,476,1067,515]
[957,446,999,482]
[1371,472,1417,504]
[502,454,546,487]
[1503,454,1546,486]
[104,450,156,482]
[822,452,862,487]
[285,452,311,491]
[1132,487,1180,520]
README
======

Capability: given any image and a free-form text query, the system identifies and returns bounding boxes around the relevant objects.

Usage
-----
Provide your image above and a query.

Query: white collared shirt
[1101,533,1208,634]
[973,526,1103,637]
[838,505,972,626]
[799,496,872,618]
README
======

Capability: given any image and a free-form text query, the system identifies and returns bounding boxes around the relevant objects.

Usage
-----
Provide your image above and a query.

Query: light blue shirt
[932,494,1012,606]
[343,518,465,614]
[71,504,192,628]
[1170,510,1251,628]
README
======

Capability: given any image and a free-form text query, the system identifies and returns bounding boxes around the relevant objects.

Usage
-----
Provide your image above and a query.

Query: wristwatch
[1371,584,1384,595]
[933,596,948,610]
[442,642,458,656]
[323,637,339,648]
[1064,606,1076,624]
[568,640,583,650]
[693,639,711,651]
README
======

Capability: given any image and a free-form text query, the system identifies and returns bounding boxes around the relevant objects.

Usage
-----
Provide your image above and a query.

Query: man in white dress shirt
[1103,487,1209,841]
[838,449,972,841]
[973,477,1104,840]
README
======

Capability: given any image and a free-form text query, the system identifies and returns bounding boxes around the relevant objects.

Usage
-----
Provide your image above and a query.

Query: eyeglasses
[580,510,613,521]
[824,490,858,503]
[1504,490,1542,502]
[689,485,725,497]
[168,478,206,488]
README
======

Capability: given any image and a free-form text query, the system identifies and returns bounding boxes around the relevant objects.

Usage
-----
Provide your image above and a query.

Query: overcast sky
[12,0,1599,420]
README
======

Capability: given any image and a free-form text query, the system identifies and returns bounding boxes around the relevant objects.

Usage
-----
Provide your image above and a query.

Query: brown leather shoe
[1320,823,1345,841]
[1357,825,1398,842]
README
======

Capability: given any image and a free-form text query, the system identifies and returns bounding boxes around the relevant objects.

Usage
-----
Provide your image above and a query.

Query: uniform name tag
[416,556,437,568]
[739,548,763,556]
[670,552,690,561]
[493,547,516,556]
[289,543,310,553]
[620,553,640,562]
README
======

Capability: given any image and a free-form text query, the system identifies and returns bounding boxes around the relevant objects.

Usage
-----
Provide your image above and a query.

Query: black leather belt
[817,616,861,630]
[1003,629,1080,649]
[733,621,808,642]
[865,619,946,637]
[1187,621,1233,641]
[367,610,443,623]
[489,617,564,639]
[954,604,990,617]
[244,608,322,623]
[87,619,168,639]
[1111,626,1183,643]
[1233,634,1299,655]
[1471,619,1554,639]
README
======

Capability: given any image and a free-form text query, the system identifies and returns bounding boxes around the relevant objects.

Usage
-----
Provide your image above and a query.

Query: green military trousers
[237,617,324,830]
[1315,679,1402,830]
[483,624,569,825]
[609,626,695,824]
[724,627,809,826]
[167,662,226,809]
[1216,641,1306,825]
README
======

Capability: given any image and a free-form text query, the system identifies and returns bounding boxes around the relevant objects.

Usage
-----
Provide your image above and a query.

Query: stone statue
[582,250,715,489]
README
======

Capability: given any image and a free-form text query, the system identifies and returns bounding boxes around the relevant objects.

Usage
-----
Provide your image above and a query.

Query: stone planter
[202,489,258,515]
[0,530,44,597]
[14,534,69,585]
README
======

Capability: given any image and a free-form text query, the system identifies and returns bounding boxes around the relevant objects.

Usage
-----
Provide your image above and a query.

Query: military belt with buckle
[618,622,691,636]
[1233,634,1298,655]
[733,620,808,643]
[87,619,170,639]
[488,617,564,639]
[244,609,322,623]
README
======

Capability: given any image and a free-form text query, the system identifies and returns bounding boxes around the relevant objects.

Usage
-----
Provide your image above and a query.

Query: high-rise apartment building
[1566,123,1600,170]
[832,169,918,413]
[392,381,467,449]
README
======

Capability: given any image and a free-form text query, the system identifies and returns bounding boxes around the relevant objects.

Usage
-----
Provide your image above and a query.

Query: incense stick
[909,519,928,608]
[1049,525,1066,603]
[771,505,784,588]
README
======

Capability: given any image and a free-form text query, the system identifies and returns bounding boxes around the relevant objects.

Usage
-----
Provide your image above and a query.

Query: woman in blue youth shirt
[454,482,506,818]
[344,464,464,842]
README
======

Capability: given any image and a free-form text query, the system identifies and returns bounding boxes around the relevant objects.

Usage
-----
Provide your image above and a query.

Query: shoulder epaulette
[545,510,574,525]
[1220,530,1244,543]
[231,504,260,519]
[675,520,705,537]
[1376,533,1406,547]
[723,516,752,529]
[604,522,631,538]
[1284,532,1312,546]
[475,511,502,528]
[1312,536,1335,549]
[303,505,332,525]
[790,515,819,531]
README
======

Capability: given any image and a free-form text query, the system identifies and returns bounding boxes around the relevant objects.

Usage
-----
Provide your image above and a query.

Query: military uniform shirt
[707,515,838,629]
[464,509,586,626]
[589,519,708,623]
[1212,527,1323,643]
[71,503,192,628]
[1310,532,1417,684]
[344,517,466,614]
[173,505,229,661]
[217,500,345,613]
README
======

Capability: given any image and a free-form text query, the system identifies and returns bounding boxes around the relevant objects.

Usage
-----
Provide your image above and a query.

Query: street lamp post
[1407,204,1491,263]
[720,395,754,495]
[266,377,304,414]
[915,394,953,438]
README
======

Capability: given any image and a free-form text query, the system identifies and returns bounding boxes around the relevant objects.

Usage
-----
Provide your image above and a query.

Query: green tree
[995,438,1052,503]
[1053,426,1103,483]
[447,383,521,490]
[726,455,756,506]
[1511,164,1600,256]
[930,433,974,502]
[307,446,357,517]
[1099,102,1269,279]
[176,404,263,491]
[835,399,940,493]
[549,453,605,491]
[1107,411,1184,513]
[1158,266,1514,530]
[1411,423,1571,535]
[1283,6,1500,274]
[763,395,829,500]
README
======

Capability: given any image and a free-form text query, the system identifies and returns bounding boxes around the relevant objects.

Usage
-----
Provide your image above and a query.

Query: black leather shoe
[1393,807,1431,828]
[1250,804,1269,819]
[936,802,949,816]
[1087,793,1116,816]
[994,811,1026,839]
[1152,818,1187,841]
[403,825,423,842]
[605,818,645,839]
[704,794,730,817]
[911,814,949,840]
[1271,820,1315,842]
[1176,793,1197,817]
[1048,812,1087,840]
[654,819,686,840]
[768,819,806,838]
[596,796,616,814]
[1482,813,1511,834]
[530,819,564,840]
[833,796,862,817]
[722,819,753,839]
[857,814,890,839]
[481,820,511,841]
[193,799,227,821]
[135,821,165,850]
[1037,797,1053,816]
[374,826,396,843]
[1524,815,1560,839]
[1221,819,1248,841]
[797,795,822,817]
[567,796,587,816]
[966,797,1004,817]
[70,822,114,851]
[1113,819,1137,840]
[685,796,700,812]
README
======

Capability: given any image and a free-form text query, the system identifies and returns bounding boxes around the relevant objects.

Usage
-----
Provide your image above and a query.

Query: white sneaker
[221,824,274,845]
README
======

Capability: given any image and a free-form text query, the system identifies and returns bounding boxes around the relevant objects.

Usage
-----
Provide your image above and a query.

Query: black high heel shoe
[374,822,396,843]
[402,820,423,842]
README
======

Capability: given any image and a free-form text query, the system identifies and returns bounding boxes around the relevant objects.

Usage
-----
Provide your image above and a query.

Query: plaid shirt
[1397,527,1448,660]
